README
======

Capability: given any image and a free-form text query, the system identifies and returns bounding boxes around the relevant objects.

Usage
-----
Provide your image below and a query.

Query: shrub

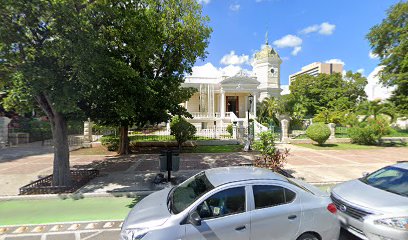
[100,135,119,151]
[170,116,196,151]
[348,117,391,145]
[306,123,331,145]
[226,124,233,136]
[253,131,289,172]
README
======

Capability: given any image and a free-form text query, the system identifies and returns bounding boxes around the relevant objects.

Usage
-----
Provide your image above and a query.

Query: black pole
[166,150,172,182]
[247,109,251,150]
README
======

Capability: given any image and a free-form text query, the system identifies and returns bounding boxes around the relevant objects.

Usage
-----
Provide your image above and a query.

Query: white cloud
[190,63,220,78]
[300,22,336,35]
[291,46,301,56]
[364,66,394,100]
[300,25,320,34]
[369,51,379,59]
[229,4,240,11]
[273,34,302,48]
[325,59,345,65]
[190,63,252,78]
[197,0,210,5]
[357,68,365,75]
[220,51,249,65]
[281,85,290,95]
[319,22,336,35]
[273,35,302,56]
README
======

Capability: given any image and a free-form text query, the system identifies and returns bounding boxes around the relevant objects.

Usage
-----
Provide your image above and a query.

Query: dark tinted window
[197,187,245,219]
[171,172,214,214]
[360,166,408,197]
[253,185,296,209]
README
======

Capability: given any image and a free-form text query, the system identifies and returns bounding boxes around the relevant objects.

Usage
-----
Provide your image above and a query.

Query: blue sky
[192,0,400,88]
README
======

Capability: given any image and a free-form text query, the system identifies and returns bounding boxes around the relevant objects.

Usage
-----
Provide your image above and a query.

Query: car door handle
[235,226,246,231]
[288,215,297,220]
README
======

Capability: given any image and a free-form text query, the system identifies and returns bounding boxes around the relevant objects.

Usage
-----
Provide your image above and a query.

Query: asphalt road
[0,228,361,240]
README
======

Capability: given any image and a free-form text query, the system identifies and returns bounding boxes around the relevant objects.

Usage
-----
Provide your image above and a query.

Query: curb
[0,191,155,202]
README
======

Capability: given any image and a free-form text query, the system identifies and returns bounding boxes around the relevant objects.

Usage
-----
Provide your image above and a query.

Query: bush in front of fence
[348,117,390,145]
[226,124,233,136]
[170,116,197,151]
[100,135,120,151]
[306,123,331,145]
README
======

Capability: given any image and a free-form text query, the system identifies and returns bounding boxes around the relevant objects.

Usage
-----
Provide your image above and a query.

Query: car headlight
[374,217,408,231]
[122,228,148,240]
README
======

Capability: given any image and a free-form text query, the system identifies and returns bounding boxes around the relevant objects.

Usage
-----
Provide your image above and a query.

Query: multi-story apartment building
[288,62,343,84]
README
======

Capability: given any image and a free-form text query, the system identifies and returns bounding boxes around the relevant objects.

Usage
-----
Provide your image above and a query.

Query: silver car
[120,166,340,240]
[331,162,408,240]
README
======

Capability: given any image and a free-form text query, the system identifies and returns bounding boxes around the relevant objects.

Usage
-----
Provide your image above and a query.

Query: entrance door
[226,96,239,117]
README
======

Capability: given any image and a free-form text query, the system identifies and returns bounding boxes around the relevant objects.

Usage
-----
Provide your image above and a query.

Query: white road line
[82,230,103,240]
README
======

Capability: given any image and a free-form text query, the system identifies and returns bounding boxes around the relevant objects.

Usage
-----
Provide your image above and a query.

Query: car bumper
[337,211,408,240]
[337,211,368,240]
[363,217,408,240]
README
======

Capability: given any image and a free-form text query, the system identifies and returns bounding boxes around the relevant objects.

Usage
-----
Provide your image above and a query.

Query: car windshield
[168,172,215,214]
[360,166,408,197]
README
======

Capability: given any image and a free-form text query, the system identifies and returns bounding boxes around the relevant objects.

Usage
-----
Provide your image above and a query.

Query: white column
[212,85,215,117]
[221,90,225,118]
[328,123,336,139]
[253,92,257,118]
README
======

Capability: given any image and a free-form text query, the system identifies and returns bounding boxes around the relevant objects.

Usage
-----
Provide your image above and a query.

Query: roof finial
[265,31,269,45]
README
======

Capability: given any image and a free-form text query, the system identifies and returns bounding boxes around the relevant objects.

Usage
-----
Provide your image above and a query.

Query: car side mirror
[362,172,370,177]
[188,211,201,226]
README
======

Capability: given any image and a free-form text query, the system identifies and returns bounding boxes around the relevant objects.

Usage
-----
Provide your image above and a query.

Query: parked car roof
[394,162,408,170]
[204,166,287,187]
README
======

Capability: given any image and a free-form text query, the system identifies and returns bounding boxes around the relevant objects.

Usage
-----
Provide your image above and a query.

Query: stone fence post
[281,119,290,143]
[232,124,237,139]
[328,123,336,140]
[0,117,11,148]
[83,118,92,147]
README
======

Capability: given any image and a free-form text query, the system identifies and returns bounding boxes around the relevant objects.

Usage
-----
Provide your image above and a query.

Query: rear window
[253,185,296,209]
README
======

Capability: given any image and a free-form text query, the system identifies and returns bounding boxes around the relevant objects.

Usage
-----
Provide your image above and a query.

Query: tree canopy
[367,1,408,115]
[289,71,367,117]
[0,0,211,185]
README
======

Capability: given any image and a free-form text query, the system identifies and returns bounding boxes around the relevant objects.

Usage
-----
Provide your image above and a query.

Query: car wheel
[297,233,319,240]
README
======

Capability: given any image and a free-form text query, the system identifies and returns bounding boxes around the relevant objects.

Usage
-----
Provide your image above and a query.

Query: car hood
[122,188,172,230]
[332,180,408,213]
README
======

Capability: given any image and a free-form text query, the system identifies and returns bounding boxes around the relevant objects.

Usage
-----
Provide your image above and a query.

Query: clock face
[269,67,278,77]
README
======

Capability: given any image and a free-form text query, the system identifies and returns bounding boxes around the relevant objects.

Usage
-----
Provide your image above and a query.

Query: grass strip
[0,197,138,226]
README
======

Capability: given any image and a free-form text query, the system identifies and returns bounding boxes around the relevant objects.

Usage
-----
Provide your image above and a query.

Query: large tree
[0,0,211,187]
[289,71,367,117]
[78,0,210,155]
[367,1,408,115]
[0,0,95,186]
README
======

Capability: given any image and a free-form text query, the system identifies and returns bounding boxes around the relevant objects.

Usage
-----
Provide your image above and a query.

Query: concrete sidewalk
[281,144,408,183]
[0,143,407,196]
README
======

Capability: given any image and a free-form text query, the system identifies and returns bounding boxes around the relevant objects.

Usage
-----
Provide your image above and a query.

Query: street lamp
[247,94,254,150]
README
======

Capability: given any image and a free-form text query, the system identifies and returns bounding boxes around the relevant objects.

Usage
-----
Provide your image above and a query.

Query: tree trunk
[50,113,72,186]
[35,93,72,187]
[118,124,130,155]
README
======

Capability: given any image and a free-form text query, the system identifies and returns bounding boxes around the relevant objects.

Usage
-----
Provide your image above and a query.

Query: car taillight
[327,203,337,214]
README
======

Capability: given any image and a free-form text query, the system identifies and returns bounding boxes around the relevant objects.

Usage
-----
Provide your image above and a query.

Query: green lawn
[385,128,408,137]
[128,135,216,142]
[0,197,139,226]
[296,143,382,150]
[185,145,243,153]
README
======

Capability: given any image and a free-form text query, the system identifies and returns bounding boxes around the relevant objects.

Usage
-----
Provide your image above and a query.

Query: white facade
[181,43,282,129]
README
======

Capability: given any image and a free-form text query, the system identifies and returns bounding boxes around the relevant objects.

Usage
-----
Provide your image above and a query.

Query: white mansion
[181,43,282,130]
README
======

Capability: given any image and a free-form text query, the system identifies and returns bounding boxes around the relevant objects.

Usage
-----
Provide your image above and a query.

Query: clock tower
[252,38,282,101]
